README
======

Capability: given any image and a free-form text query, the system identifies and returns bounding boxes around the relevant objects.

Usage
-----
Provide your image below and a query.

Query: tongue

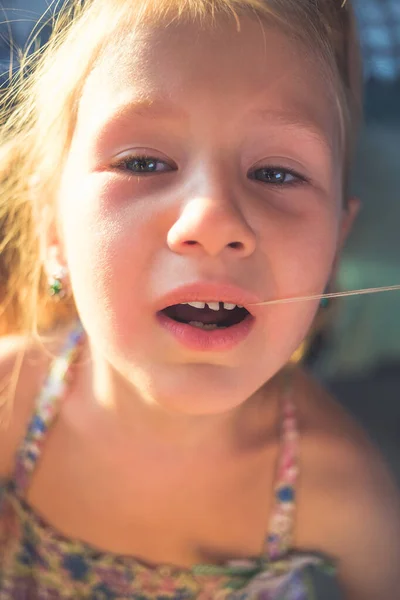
[165,304,226,324]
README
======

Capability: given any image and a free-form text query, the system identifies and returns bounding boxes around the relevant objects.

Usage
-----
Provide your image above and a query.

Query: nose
[167,188,256,259]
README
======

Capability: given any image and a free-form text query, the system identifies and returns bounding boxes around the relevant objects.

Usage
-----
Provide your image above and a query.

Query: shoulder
[0,334,54,479]
[293,368,400,600]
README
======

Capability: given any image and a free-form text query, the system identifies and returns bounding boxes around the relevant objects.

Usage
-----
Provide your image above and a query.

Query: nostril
[185,240,197,246]
[229,241,244,250]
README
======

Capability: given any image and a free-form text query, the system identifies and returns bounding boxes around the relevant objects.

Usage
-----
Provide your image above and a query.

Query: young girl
[0,0,399,598]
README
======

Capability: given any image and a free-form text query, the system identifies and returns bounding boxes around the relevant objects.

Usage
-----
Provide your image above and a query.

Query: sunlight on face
[57,15,345,414]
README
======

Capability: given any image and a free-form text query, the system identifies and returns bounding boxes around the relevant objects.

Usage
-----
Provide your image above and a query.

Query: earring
[48,265,69,299]
[319,285,331,309]
[319,296,330,309]
[45,244,70,299]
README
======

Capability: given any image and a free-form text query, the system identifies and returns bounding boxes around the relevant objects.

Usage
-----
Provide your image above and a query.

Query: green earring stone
[50,279,63,297]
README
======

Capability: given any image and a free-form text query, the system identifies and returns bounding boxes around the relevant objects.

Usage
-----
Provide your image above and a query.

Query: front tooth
[223,303,236,311]
[187,301,206,309]
[206,302,220,311]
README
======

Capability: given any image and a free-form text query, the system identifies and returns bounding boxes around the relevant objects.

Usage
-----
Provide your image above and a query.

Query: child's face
[56,15,354,414]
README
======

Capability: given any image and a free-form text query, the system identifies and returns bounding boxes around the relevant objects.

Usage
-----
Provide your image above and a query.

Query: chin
[135,364,265,416]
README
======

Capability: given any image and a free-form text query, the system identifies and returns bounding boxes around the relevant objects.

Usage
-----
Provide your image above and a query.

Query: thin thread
[251,284,400,306]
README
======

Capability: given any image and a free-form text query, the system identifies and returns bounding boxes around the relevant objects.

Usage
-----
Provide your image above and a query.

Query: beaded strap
[266,374,299,561]
[13,323,85,496]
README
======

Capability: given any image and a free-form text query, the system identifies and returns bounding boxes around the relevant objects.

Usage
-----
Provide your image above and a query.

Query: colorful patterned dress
[0,324,341,599]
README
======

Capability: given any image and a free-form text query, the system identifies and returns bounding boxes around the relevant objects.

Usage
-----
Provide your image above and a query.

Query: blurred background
[0,0,399,482]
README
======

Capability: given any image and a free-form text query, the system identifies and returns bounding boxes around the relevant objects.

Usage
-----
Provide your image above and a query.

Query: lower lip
[156,313,255,352]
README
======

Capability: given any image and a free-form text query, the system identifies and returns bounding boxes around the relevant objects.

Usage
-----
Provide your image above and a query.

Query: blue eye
[116,155,173,174]
[250,167,305,186]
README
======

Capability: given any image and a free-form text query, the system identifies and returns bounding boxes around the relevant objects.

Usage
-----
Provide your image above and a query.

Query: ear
[29,175,64,266]
[36,206,59,263]
[35,209,67,287]
[329,196,360,279]
[338,196,361,251]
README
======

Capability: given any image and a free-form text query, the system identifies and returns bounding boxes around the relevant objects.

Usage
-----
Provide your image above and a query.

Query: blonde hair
[0,0,362,337]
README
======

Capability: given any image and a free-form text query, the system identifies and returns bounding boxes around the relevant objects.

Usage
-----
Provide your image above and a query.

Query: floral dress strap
[11,322,85,498]
[265,372,299,561]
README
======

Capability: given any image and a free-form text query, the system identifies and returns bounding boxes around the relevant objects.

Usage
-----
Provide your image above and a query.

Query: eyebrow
[249,108,335,154]
[97,98,335,155]
[104,97,188,124]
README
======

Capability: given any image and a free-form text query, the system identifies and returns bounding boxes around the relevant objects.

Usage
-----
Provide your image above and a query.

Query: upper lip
[155,282,261,315]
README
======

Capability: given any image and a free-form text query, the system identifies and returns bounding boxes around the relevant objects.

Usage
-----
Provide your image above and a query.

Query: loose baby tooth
[187,301,206,309]
[206,302,220,311]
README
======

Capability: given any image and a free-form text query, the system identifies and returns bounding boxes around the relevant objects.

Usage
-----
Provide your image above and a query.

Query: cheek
[255,206,340,349]
[273,203,340,289]
[58,175,156,336]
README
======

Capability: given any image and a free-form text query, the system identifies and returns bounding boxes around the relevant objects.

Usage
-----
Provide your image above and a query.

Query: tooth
[187,301,206,309]
[189,321,220,330]
[223,303,236,310]
[206,302,220,311]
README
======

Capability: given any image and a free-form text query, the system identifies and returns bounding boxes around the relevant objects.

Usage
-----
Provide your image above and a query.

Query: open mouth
[160,301,251,330]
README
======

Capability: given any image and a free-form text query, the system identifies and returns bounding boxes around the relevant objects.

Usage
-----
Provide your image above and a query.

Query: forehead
[77,16,339,153]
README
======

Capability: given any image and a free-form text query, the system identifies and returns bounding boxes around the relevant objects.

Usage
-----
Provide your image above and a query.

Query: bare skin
[1,334,399,600]
[1,14,400,600]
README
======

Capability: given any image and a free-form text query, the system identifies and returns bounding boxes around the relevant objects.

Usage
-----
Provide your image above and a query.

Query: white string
[251,284,400,306]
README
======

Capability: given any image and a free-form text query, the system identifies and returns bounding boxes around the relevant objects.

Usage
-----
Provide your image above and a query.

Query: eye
[113,155,175,174]
[249,166,306,186]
